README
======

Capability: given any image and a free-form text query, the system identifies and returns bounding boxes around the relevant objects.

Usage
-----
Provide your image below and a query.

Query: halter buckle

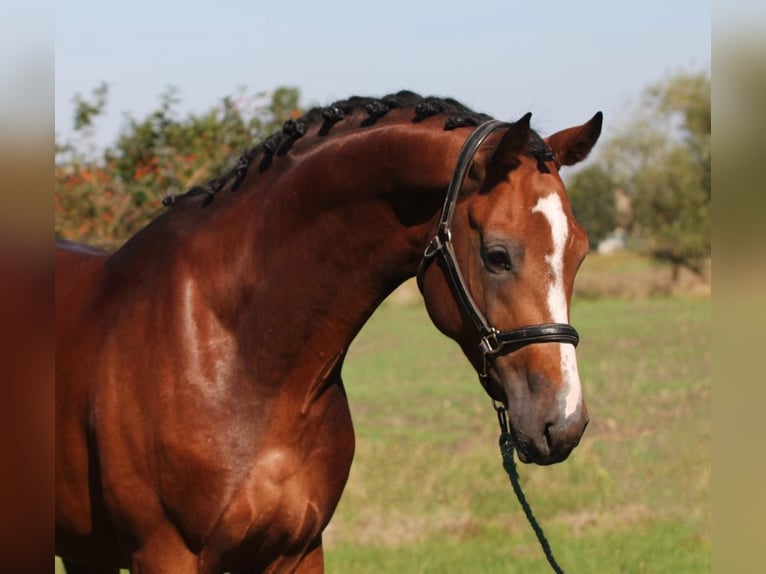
[479,328,501,355]
[423,231,449,260]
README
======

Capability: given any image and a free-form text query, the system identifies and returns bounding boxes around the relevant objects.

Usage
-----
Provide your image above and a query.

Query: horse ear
[546,112,603,167]
[490,112,532,170]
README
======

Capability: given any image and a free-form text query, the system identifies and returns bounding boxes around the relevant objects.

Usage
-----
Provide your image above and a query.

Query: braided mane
[166,90,551,207]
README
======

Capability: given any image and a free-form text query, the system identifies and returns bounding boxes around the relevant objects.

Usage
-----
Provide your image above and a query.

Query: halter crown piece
[416,120,580,393]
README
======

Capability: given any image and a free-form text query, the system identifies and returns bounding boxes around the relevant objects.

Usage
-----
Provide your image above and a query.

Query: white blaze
[531,194,582,418]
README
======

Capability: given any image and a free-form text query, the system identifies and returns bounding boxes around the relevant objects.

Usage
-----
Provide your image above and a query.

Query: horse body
[56,113,464,572]
[55,94,601,572]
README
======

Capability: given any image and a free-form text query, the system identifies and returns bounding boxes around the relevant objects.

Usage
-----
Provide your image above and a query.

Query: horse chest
[200,388,356,568]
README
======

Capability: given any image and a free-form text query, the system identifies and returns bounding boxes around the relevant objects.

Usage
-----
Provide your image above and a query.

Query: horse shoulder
[203,377,355,570]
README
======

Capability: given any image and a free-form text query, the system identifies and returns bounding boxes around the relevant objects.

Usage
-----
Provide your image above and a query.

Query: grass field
[56,278,711,573]
[324,294,711,573]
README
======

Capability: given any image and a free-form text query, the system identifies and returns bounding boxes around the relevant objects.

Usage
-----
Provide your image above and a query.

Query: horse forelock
[168,91,553,207]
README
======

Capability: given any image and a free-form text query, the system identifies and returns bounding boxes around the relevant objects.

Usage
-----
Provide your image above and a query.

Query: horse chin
[510,425,577,466]
[514,442,573,466]
[533,449,574,466]
[515,448,530,464]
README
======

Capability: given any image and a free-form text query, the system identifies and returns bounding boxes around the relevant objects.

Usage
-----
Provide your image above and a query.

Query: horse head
[418,112,602,465]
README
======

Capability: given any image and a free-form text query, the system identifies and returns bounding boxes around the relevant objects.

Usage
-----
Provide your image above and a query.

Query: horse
[55,91,602,573]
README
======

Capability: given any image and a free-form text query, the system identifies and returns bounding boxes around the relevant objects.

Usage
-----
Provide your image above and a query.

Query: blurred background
[51,1,713,572]
[2,0,732,571]
[54,2,712,300]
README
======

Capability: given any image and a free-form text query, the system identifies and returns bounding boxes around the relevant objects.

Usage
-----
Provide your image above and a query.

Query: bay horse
[56,91,602,573]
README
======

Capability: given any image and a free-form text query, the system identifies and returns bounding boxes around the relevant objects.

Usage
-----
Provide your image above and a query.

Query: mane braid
[167,91,543,207]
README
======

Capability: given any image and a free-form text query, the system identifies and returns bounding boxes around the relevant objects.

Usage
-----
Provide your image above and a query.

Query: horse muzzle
[512,407,589,465]
[496,369,590,465]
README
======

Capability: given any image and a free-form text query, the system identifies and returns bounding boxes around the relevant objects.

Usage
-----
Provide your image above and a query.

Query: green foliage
[567,165,617,248]
[55,84,303,249]
[73,81,109,131]
[599,70,710,275]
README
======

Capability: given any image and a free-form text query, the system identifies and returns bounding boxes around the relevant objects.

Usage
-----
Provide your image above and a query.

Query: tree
[599,70,710,277]
[567,164,618,249]
[55,85,303,248]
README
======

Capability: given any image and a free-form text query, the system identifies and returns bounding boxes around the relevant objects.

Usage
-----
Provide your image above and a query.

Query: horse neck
[158,120,464,385]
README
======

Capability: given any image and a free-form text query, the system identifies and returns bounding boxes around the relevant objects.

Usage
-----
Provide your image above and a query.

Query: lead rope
[494,403,565,574]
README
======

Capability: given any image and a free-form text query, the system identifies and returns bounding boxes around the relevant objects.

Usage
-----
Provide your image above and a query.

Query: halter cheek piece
[416,120,580,392]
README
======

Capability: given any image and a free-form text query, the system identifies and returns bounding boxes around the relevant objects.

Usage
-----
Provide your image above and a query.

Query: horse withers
[56,91,601,573]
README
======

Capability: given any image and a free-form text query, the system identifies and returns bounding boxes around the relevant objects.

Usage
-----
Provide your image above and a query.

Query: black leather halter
[416,120,580,391]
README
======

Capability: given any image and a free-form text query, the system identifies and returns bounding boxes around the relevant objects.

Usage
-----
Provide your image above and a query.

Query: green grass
[573,252,710,299]
[56,296,710,573]
[324,296,711,573]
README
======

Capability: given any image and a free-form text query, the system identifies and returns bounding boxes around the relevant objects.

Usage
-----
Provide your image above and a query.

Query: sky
[54,0,711,151]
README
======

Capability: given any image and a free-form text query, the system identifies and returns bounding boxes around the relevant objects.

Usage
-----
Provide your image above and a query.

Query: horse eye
[484,248,512,272]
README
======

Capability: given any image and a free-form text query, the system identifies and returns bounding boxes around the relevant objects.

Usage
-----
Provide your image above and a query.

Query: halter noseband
[416,120,580,392]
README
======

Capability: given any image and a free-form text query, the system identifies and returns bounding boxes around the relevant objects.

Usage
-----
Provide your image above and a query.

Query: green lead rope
[496,405,565,574]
